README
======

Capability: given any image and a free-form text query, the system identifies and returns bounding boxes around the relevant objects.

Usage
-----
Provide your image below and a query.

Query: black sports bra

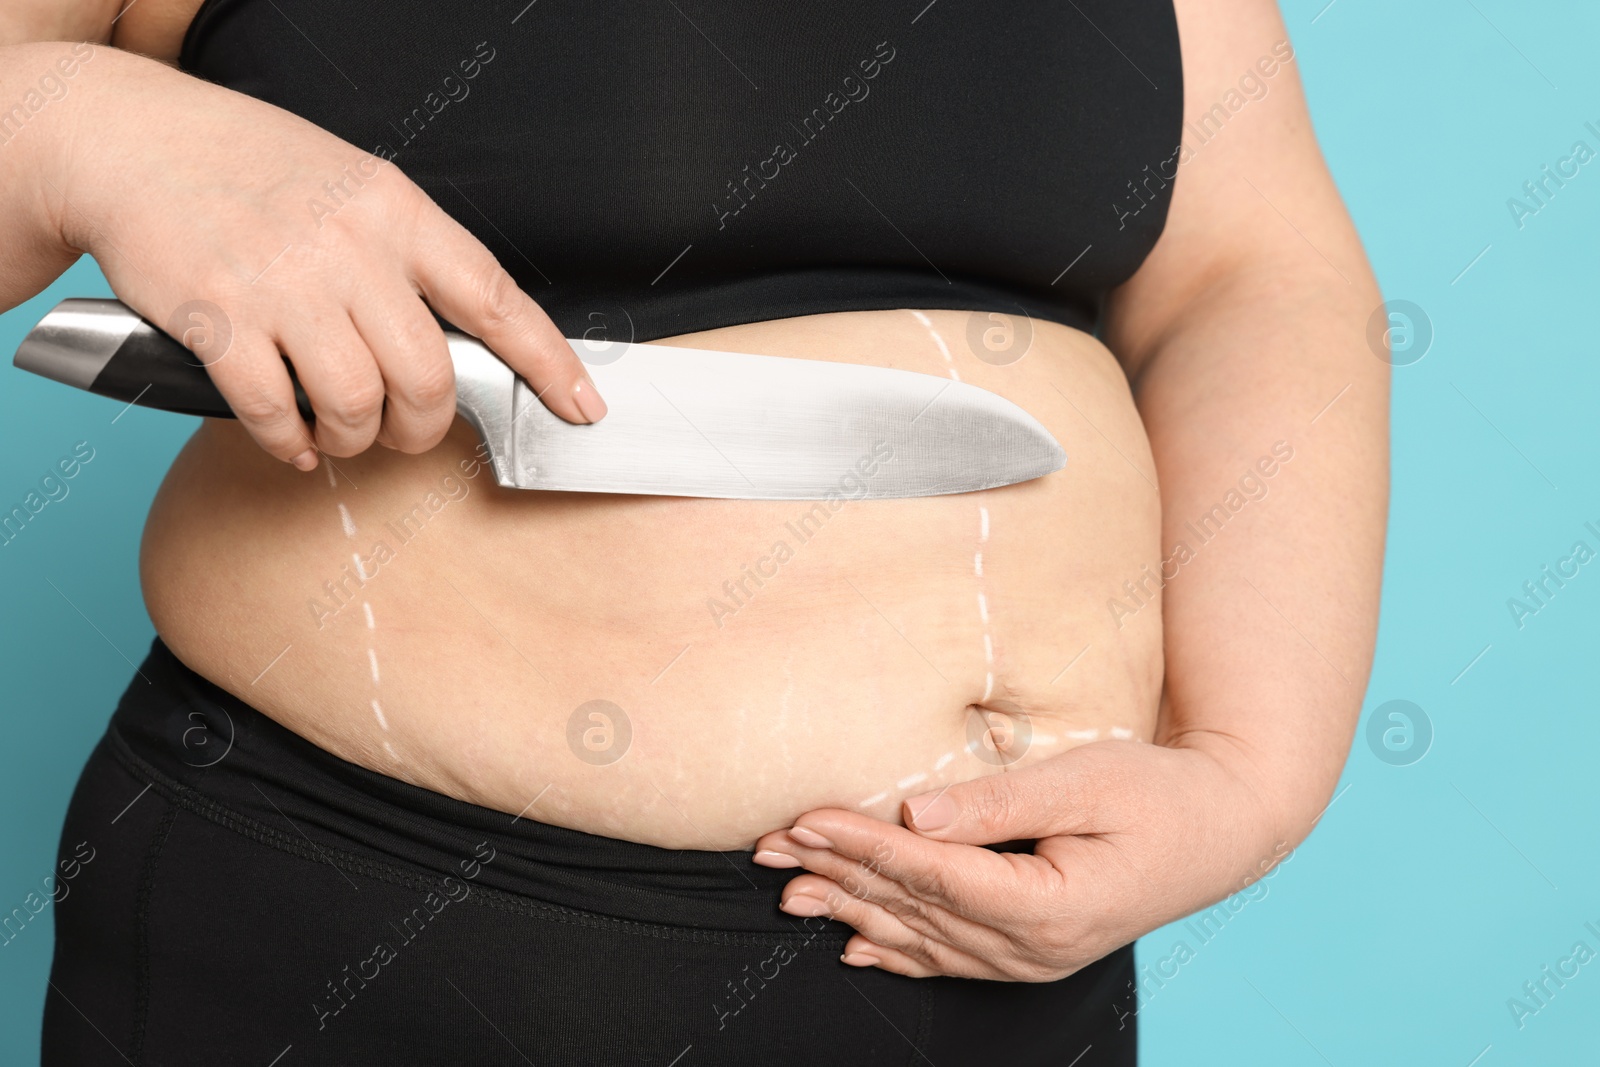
[180,0,1183,344]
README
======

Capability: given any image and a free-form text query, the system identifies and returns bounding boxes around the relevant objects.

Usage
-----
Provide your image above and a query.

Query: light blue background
[3,1,1598,1062]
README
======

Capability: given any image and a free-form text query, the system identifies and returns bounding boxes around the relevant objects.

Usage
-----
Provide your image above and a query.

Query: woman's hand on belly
[753,735,1283,983]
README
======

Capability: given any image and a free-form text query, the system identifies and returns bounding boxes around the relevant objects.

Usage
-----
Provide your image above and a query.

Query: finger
[278,316,386,458]
[782,861,998,951]
[784,880,1005,981]
[900,742,1136,845]
[839,938,944,980]
[409,215,604,425]
[350,289,456,453]
[201,329,319,469]
[766,810,1052,919]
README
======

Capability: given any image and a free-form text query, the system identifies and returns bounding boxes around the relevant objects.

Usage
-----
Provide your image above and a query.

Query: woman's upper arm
[1,0,121,47]
[1104,0,1380,375]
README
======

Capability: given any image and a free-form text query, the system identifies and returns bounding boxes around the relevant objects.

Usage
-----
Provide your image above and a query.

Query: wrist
[1165,726,1324,857]
[16,43,179,255]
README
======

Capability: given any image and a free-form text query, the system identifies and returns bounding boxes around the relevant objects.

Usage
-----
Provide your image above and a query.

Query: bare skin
[142,311,1161,849]
[3,6,1161,851]
[3,0,1387,979]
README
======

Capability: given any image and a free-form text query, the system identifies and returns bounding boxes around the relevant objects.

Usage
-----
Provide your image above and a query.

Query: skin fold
[2,0,1386,982]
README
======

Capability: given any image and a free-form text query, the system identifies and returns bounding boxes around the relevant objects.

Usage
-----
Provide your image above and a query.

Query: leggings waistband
[109,637,850,939]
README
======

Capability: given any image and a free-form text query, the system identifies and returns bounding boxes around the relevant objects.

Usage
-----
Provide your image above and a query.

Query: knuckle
[229,387,291,427]
[900,865,946,900]
[314,361,385,426]
[905,929,940,965]
[221,366,293,427]
[471,268,527,334]
[879,891,920,922]
[970,787,1015,836]
[403,359,456,410]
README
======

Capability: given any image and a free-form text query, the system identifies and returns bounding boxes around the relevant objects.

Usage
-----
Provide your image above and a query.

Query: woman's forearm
[1108,256,1389,848]
[0,41,107,308]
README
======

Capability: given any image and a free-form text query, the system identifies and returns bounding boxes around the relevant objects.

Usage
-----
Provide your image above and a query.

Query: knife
[12,298,1065,500]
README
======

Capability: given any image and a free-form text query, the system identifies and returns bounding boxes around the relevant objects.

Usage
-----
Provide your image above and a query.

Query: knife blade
[12,298,1066,499]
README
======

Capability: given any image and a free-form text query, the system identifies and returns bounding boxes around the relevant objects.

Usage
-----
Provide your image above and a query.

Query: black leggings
[43,639,1136,1065]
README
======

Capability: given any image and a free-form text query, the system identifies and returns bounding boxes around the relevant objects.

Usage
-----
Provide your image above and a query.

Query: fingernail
[290,449,318,471]
[841,951,881,967]
[780,894,832,918]
[753,849,801,869]
[787,826,834,850]
[905,793,956,831]
[571,377,607,423]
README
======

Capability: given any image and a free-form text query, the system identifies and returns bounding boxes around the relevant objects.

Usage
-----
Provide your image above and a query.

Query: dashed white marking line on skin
[1033,733,1058,745]
[860,791,889,807]
[1066,728,1101,741]
[1110,726,1134,740]
[907,310,960,381]
[368,648,380,685]
[383,740,400,760]
[363,602,375,629]
[325,463,337,489]
[371,699,390,731]
[896,772,929,790]
[907,308,998,746]
[338,503,356,538]
[933,751,955,771]
[351,551,364,577]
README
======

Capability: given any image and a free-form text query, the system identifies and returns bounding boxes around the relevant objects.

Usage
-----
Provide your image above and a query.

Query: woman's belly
[140,309,1163,849]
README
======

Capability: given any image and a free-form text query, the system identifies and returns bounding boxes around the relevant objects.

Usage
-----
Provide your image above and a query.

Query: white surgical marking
[337,502,356,538]
[324,463,337,488]
[351,551,364,577]
[1066,728,1100,741]
[933,751,954,771]
[383,740,400,761]
[896,772,929,790]
[363,602,375,629]
[906,309,961,380]
[860,790,889,807]
[1032,733,1058,745]
[910,309,996,711]
[367,648,380,684]
[371,699,389,730]
[1110,726,1134,740]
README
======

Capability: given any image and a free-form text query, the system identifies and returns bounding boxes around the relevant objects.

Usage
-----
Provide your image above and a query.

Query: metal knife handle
[13,298,315,421]
[14,297,524,488]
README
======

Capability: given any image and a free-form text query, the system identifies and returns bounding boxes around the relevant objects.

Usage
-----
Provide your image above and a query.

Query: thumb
[901,745,1116,845]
